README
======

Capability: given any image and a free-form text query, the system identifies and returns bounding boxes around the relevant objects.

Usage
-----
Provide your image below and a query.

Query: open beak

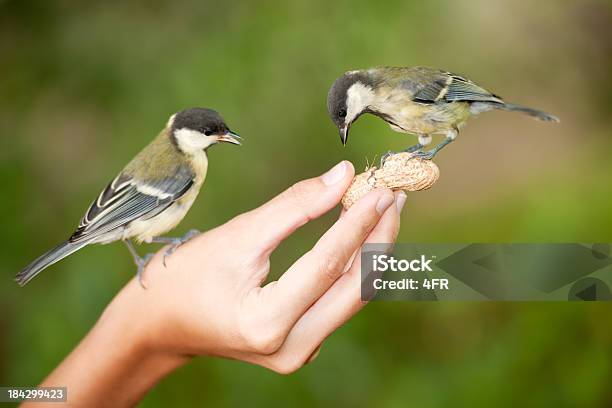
[216,130,242,145]
[339,124,350,146]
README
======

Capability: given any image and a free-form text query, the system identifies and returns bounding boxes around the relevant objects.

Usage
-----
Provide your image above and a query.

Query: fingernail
[376,192,395,215]
[396,192,407,214]
[322,161,347,186]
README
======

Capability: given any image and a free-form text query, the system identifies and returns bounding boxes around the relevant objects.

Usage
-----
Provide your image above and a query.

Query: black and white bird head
[169,108,241,154]
[327,71,375,146]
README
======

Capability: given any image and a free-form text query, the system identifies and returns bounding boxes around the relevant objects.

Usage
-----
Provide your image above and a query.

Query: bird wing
[411,70,504,104]
[69,165,195,243]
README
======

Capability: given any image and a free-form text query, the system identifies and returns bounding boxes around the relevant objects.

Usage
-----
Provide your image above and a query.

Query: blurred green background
[1,0,612,406]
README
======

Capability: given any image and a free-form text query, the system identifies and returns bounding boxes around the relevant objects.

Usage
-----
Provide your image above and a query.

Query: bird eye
[338,109,347,118]
[204,130,213,136]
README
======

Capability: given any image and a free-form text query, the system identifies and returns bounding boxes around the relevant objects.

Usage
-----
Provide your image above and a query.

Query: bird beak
[216,130,242,145]
[339,124,349,146]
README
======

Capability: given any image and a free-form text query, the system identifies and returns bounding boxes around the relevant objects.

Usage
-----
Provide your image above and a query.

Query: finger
[267,188,396,330]
[303,190,402,321]
[234,161,355,255]
[242,192,404,373]
[305,345,322,364]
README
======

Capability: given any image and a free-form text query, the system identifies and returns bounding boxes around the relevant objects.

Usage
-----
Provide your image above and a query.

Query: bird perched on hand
[327,66,559,160]
[16,107,241,287]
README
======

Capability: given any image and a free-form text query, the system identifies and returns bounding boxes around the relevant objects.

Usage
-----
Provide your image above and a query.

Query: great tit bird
[327,66,559,160]
[16,107,240,287]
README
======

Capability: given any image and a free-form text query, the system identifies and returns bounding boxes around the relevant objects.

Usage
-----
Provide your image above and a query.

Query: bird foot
[403,143,425,154]
[411,150,435,160]
[162,229,201,267]
[381,143,427,166]
[135,253,155,289]
[380,151,396,167]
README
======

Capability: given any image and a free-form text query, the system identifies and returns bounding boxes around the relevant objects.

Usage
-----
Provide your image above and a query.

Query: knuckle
[269,356,304,375]
[288,180,311,202]
[285,182,315,222]
[267,344,323,374]
[354,215,375,237]
[316,250,345,282]
[239,314,286,355]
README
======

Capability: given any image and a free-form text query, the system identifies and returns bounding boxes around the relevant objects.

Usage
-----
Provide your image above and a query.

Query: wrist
[88,288,191,406]
[101,278,192,371]
[38,280,191,407]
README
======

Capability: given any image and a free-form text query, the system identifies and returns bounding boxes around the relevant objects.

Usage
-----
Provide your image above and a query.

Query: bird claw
[411,150,435,160]
[136,253,155,289]
[403,143,425,154]
[162,229,200,267]
[162,249,174,267]
[381,143,427,166]
[380,151,396,167]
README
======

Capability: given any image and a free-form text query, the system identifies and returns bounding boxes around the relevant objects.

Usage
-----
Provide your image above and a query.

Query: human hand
[124,160,403,371]
[34,161,404,407]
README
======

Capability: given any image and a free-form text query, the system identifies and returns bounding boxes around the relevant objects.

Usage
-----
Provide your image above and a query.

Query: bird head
[170,108,241,155]
[327,70,375,146]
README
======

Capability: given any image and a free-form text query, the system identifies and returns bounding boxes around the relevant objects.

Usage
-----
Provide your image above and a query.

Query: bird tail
[15,240,88,286]
[498,103,560,122]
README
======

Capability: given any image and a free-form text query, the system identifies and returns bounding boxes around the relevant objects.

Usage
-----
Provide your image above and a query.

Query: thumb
[236,161,355,255]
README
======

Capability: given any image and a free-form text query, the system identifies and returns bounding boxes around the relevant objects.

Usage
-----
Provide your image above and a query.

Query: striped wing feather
[413,71,504,104]
[70,165,194,243]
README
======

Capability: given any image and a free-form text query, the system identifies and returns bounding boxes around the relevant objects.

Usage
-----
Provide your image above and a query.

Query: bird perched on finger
[327,66,559,161]
[16,107,241,287]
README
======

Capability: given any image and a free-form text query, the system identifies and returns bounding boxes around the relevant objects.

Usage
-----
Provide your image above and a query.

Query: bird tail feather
[498,103,560,122]
[15,240,88,286]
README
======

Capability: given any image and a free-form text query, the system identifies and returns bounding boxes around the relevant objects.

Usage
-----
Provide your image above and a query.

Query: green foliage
[1,0,611,406]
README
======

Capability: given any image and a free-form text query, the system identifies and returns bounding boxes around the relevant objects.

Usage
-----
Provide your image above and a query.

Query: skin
[22,161,405,408]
